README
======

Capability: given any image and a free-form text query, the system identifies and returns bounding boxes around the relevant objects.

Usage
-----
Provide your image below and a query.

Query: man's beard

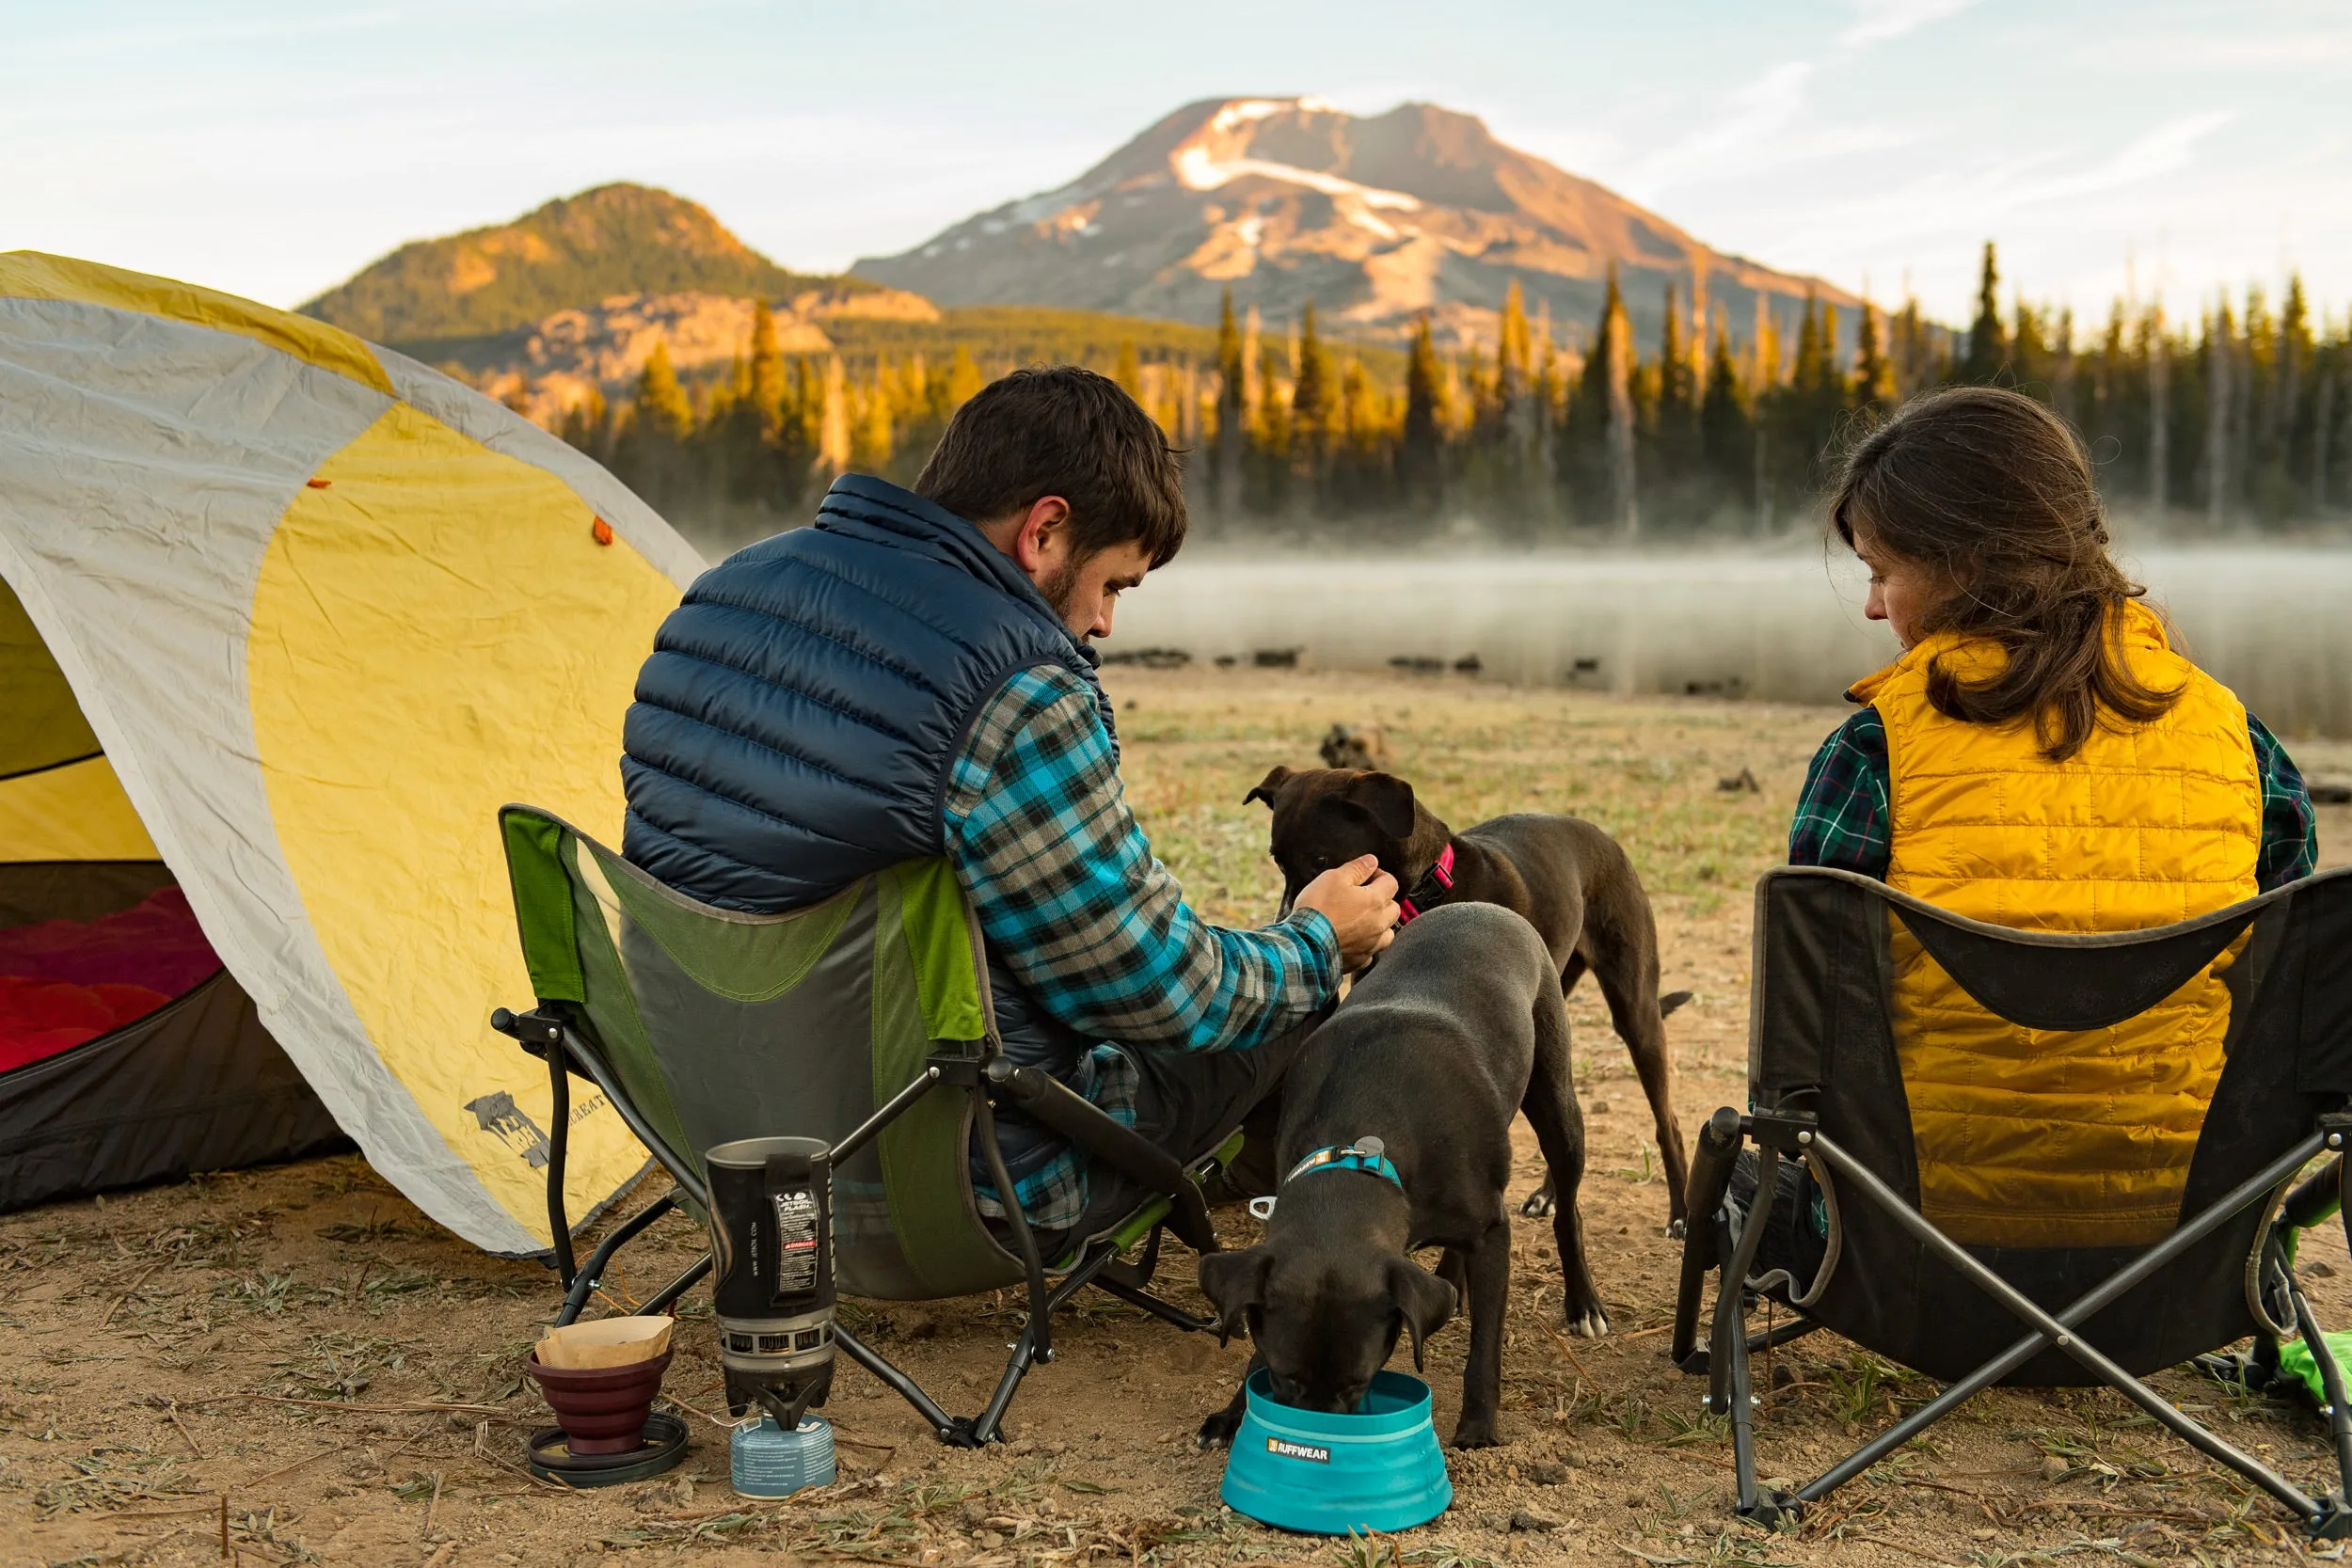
[1041,559,1085,639]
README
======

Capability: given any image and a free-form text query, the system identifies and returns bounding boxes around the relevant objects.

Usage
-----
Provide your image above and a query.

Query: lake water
[1112,548,2352,739]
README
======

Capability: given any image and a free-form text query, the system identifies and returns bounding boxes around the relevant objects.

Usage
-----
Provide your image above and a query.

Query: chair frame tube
[495,1006,1233,1447]
[1677,1107,2352,1537]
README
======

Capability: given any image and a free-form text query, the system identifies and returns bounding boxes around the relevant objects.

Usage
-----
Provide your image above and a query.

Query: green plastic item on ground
[2277,1334,2352,1406]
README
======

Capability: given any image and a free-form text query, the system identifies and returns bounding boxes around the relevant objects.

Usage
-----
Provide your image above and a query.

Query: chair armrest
[1672,1107,1747,1370]
[983,1060,1217,1252]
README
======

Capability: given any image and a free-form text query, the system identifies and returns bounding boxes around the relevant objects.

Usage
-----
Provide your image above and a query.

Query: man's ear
[1198,1246,1274,1347]
[1341,770,1418,840]
[1386,1257,1458,1372]
[1243,767,1293,810]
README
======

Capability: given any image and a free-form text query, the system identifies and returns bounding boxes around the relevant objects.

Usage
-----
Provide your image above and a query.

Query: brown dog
[1247,766,1693,1233]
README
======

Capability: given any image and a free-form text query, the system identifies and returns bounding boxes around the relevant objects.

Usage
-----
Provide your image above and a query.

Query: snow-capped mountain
[854,97,1857,348]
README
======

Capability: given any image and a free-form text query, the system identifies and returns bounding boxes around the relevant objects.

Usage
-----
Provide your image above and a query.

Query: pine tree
[1962,241,2009,383]
[1215,289,1246,521]
[1255,335,1291,454]
[748,301,787,437]
[1597,268,1638,536]
[2145,303,2170,517]
[2010,300,2052,401]
[1291,300,1332,464]
[636,339,692,440]
[1891,295,1932,396]
[854,356,896,471]
[2051,308,2077,425]
[1853,298,1897,410]
[2272,276,2312,508]
[1791,292,1824,398]
[946,344,985,408]
[1497,280,1532,409]
[1400,312,1443,503]
[1700,314,1749,499]
[2205,302,2235,529]
[1751,293,1782,400]
[1253,327,1290,511]
[817,354,850,477]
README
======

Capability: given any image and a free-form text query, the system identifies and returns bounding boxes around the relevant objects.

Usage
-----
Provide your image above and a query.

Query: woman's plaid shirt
[943,666,1340,1233]
[1788,706,2318,889]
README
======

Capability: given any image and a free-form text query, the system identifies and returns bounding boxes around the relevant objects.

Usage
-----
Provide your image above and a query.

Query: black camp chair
[1674,864,2352,1537]
[488,805,1239,1446]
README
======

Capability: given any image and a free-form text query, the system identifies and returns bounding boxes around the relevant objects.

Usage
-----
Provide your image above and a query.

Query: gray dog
[1196,902,1604,1451]
[1246,766,1691,1233]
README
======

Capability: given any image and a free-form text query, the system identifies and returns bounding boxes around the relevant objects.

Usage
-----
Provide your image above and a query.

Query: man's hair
[914,366,1188,568]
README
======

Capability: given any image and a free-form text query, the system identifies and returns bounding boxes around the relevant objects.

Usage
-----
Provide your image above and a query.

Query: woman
[1756,386,2317,1263]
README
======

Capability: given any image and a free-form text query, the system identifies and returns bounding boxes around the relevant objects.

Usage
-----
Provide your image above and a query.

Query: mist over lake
[1110,548,2352,740]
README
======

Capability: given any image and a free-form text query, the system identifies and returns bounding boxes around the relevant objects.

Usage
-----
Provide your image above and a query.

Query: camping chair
[1672,864,2352,1537]
[489,805,1238,1446]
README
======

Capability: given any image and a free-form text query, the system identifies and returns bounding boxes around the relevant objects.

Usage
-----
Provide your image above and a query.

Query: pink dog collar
[1394,843,1456,927]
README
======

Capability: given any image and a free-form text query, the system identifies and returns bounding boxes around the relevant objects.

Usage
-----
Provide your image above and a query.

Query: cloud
[1609,0,1976,201]
[1733,111,2243,310]
[1836,0,1981,51]
[1622,62,1811,191]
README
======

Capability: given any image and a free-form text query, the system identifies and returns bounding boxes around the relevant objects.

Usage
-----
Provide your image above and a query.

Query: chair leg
[968,1243,1129,1444]
[1092,1271,1218,1333]
[974,1093,1055,1368]
[1707,1144,1792,1527]
[1808,1131,2333,1529]
[543,1043,579,1290]
[638,1252,712,1318]
[2283,1264,2352,1536]
[1674,1108,1747,1372]
[835,1323,977,1447]
[553,1190,679,1328]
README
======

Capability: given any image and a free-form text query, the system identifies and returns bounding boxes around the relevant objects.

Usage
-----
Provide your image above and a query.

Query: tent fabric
[0,966,352,1214]
[0,884,221,1070]
[0,252,704,1253]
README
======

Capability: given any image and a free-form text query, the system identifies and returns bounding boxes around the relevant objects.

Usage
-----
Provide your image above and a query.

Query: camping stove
[704,1136,837,1430]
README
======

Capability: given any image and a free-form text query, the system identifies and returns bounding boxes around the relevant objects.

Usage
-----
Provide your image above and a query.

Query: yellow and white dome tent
[0,253,704,1254]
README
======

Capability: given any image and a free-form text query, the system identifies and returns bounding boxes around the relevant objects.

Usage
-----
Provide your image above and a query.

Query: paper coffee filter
[536,1316,675,1370]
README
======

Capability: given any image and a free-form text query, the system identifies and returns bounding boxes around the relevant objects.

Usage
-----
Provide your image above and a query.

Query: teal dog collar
[1281,1136,1405,1193]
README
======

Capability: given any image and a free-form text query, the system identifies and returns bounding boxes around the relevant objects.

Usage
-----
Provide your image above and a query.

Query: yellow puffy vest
[1850,600,2261,1248]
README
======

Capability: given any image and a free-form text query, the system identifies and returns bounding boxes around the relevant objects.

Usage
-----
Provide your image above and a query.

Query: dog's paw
[1564,1303,1611,1338]
[1195,1410,1243,1450]
[1518,1189,1557,1219]
[1450,1418,1501,1450]
[1665,1216,1688,1241]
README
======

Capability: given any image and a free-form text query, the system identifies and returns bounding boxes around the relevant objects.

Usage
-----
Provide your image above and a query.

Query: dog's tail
[1660,989,1693,1020]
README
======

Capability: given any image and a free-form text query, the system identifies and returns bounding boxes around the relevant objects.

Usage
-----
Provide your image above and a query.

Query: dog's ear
[1198,1246,1274,1346]
[1243,767,1293,810]
[1340,770,1418,840]
[1386,1258,1458,1372]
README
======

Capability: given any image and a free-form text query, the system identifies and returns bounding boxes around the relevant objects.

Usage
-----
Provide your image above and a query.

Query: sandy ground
[7,666,2352,1568]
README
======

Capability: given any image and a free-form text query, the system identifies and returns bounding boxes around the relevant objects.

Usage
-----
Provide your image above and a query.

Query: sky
[7,0,2348,328]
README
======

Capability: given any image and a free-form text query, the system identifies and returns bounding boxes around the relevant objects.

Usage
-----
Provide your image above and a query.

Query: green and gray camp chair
[491,805,1238,1446]
[1674,864,2352,1537]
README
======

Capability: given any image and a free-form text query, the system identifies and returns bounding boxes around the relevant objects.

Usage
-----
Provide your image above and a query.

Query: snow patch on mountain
[1170,146,1422,211]
[1208,96,1332,133]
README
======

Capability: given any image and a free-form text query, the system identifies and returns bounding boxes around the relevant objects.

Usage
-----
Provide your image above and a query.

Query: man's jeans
[1023,1014,1322,1261]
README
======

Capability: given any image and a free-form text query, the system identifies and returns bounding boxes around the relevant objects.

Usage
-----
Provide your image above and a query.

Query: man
[621,366,1397,1256]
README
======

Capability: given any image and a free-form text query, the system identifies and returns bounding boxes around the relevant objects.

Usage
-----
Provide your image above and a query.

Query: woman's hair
[1827,385,2178,762]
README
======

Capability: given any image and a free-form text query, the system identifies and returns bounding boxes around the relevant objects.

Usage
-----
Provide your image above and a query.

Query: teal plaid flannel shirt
[942,666,1340,1234]
[1788,705,2318,890]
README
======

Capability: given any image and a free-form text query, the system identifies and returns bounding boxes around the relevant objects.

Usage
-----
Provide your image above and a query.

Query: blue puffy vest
[621,474,1117,1175]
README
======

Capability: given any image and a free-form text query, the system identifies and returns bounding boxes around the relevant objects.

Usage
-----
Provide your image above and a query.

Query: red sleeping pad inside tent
[0,887,223,1073]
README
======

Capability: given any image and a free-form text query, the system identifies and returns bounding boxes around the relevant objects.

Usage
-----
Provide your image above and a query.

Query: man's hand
[1293,855,1401,972]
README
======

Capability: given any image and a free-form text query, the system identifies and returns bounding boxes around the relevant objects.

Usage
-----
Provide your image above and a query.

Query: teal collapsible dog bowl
[1219,1370,1452,1534]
